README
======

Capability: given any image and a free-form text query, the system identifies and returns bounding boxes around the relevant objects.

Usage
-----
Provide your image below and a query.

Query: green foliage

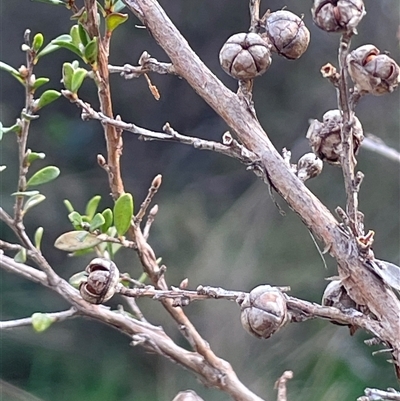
[34,227,44,250]
[113,193,134,236]
[11,190,40,197]
[14,248,27,263]
[54,231,103,251]
[26,151,46,164]
[89,213,106,232]
[69,271,88,288]
[0,61,24,84]
[83,37,98,65]
[32,77,50,90]
[106,13,128,33]
[68,211,83,230]
[36,89,61,110]
[85,195,101,219]
[101,208,113,233]
[62,62,87,93]
[63,199,75,213]
[31,313,55,332]
[23,194,46,214]
[26,166,60,187]
[32,33,44,52]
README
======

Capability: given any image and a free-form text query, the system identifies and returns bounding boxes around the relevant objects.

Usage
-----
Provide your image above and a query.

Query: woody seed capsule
[264,10,310,60]
[306,109,363,165]
[219,33,272,80]
[347,45,400,95]
[312,0,366,33]
[238,285,288,339]
[296,153,323,181]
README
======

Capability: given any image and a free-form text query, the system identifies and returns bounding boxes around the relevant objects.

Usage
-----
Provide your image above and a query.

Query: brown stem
[337,32,359,235]
[123,0,400,375]
[84,0,124,199]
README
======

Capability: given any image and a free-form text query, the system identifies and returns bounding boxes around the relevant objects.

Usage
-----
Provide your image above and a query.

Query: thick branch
[122,0,400,373]
[0,252,264,401]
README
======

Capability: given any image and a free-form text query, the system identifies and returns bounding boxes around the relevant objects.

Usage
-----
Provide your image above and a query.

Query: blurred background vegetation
[0,1,399,400]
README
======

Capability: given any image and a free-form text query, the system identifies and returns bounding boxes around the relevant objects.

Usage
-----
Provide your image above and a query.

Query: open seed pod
[312,0,366,33]
[219,33,272,80]
[264,10,310,60]
[238,285,288,339]
[79,258,120,304]
[306,109,363,165]
[347,44,400,95]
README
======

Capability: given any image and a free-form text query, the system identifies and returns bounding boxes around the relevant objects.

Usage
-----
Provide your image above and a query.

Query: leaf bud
[79,258,120,304]
[219,33,272,80]
[312,0,366,33]
[296,153,323,181]
[264,10,310,60]
[238,285,288,339]
[347,45,400,95]
[306,109,363,165]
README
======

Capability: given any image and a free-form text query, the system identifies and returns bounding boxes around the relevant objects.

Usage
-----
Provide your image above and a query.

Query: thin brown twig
[337,32,360,236]
[14,30,35,225]
[65,94,262,173]
[134,174,162,224]
[83,0,124,199]
[274,371,293,401]
[249,0,261,33]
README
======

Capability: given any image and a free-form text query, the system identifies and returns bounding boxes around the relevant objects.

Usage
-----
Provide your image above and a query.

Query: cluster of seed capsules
[219,0,400,180]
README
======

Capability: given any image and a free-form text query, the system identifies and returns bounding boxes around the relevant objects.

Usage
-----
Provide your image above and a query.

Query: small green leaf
[26,151,46,164]
[54,231,103,251]
[71,68,87,93]
[36,90,61,110]
[63,199,75,213]
[34,227,44,250]
[32,77,50,90]
[26,166,60,187]
[62,62,74,91]
[0,61,24,84]
[14,248,27,263]
[113,193,134,236]
[11,190,40,197]
[106,13,128,32]
[70,25,81,47]
[85,195,101,219]
[32,33,44,52]
[78,24,89,47]
[2,122,22,135]
[23,194,46,213]
[52,39,82,58]
[69,271,88,288]
[101,208,113,233]
[68,211,83,229]
[89,213,106,232]
[31,312,55,333]
[113,0,126,12]
[36,34,72,59]
[32,0,66,5]
[0,166,6,172]
[83,37,98,65]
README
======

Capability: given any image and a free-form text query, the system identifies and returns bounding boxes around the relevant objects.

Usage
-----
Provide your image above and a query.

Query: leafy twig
[0,308,78,330]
